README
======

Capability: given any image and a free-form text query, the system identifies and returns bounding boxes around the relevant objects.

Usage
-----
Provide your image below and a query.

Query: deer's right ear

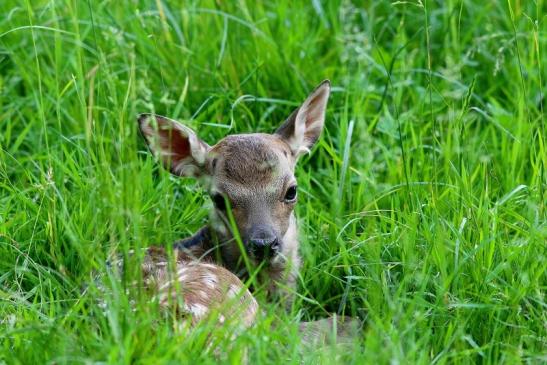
[275,80,330,159]
[138,114,211,177]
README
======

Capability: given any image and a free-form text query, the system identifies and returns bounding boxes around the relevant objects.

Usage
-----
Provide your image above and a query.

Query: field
[0,0,545,363]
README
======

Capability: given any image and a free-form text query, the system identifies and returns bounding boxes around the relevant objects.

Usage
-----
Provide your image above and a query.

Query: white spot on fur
[176,267,189,283]
[185,303,208,318]
[202,272,218,289]
[228,284,241,299]
[178,273,188,283]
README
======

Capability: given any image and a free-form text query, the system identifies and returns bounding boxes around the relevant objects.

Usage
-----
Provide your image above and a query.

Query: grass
[0,0,545,363]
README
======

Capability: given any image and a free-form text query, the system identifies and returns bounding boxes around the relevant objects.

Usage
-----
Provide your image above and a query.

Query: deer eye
[212,193,227,211]
[284,185,297,203]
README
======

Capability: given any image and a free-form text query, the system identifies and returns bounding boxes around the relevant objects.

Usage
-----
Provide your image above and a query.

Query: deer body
[137,80,360,343]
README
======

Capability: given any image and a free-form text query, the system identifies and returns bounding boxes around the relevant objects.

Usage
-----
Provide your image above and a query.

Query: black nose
[250,232,278,248]
[249,226,279,258]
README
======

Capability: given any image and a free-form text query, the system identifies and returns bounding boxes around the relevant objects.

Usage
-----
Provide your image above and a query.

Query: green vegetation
[0,0,545,363]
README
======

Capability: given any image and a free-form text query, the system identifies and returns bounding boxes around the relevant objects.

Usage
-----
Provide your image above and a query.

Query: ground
[0,1,545,364]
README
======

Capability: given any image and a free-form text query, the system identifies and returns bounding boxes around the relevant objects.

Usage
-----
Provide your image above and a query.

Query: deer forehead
[209,134,294,194]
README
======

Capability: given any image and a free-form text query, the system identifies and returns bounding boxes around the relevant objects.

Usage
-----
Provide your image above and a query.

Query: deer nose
[249,232,278,247]
[249,226,279,258]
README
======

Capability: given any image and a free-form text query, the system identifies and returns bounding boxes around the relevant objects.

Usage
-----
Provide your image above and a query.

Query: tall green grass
[0,0,545,363]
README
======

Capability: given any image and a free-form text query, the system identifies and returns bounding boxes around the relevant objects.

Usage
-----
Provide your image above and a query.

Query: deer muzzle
[248,225,280,260]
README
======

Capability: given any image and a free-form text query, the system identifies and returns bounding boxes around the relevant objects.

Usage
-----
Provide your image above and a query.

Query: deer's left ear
[138,114,211,177]
[275,80,330,158]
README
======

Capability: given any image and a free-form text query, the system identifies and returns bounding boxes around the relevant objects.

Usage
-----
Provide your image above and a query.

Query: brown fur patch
[211,134,292,186]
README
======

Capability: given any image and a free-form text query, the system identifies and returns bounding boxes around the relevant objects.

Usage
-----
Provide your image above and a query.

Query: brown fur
[212,134,287,186]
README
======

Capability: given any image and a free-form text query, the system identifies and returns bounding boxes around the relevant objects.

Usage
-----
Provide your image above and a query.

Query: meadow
[0,0,545,363]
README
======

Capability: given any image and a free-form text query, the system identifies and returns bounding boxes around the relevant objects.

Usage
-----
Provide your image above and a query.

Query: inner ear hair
[138,113,211,177]
[275,80,331,157]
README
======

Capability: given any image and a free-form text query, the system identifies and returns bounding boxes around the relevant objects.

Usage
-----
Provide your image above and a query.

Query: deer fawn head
[138,81,330,270]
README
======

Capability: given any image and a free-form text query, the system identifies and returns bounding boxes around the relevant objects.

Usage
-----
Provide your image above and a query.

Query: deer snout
[248,225,279,259]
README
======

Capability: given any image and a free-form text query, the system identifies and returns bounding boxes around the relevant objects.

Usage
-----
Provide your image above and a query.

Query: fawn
[136,80,359,344]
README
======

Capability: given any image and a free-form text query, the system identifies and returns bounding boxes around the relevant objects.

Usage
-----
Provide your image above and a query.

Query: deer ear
[275,80,330,158]
[138,114,211,177]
